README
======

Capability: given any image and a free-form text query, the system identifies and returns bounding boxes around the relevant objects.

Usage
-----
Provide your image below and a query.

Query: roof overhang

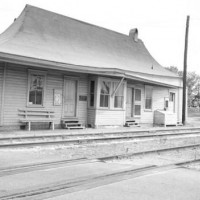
[0,52,182,88]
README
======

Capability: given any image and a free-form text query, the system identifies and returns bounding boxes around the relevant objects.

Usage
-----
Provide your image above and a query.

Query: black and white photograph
[0,0,200,199]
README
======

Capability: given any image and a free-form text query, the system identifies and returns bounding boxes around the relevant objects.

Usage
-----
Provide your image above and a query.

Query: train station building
[0,5,183,130]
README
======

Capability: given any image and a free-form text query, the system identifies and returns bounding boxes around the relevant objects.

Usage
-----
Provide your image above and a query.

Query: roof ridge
[25,4,138,40]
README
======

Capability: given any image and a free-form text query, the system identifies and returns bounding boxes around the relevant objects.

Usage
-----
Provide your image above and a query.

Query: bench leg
[52,122,54,130]
[49,122,54,130]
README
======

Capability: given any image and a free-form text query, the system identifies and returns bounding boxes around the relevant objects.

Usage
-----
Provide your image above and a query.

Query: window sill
[134,116,141,118]
[98,107,110,110]
[97,108,125,111]
[144,109,152,112]
[27,105,45,108]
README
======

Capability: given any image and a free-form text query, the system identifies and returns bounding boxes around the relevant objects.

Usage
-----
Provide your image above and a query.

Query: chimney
[129,28,138,42]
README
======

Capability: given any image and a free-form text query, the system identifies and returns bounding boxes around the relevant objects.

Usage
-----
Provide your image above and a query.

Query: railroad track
[0,146,200,200]
[1,129,200,148]
[99,143,200,161]
[1,141,200,178]
[0,157,98,177]
[1,142,200,178]
[0,164,177,200]
[0,158,199,200]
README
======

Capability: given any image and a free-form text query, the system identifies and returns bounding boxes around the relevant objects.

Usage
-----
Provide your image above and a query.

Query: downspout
[0,62,6,126]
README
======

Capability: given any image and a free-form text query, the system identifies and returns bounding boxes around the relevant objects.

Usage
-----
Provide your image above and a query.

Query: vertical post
[182,16,190,125]
[0,62,7,126]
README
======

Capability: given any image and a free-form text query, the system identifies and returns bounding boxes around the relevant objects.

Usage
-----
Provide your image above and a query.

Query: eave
[0,52,182,88]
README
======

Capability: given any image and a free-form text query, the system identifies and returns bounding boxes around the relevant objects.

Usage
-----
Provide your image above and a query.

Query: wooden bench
[18,109,55,131]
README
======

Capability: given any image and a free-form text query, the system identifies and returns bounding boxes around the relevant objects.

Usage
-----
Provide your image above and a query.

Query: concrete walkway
[0,125,199,138]
[46,167,200,200]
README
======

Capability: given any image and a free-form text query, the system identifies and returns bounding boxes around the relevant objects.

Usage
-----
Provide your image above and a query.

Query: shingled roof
[0,5,180,84]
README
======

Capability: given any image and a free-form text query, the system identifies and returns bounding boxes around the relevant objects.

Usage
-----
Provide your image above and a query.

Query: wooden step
[177,122,183,126]
[65,123,82,126]
[61,119,85,129]
[126,120,136,123]
[125,121,140,127]
[126,122,138,125]
[66,126,85,130]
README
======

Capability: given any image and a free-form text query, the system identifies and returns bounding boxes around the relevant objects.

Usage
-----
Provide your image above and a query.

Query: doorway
[126,87,141,119]
[169,92,175,113]
[63,79,78,117]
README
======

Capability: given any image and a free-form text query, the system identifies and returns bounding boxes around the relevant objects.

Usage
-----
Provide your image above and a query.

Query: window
[113,82,124,108]
[134,88,142,116]
[135,105,141,115]
[135,89,141,101]
[28,70,46,106]
[89,80,95,107]
[100,81,110,107]
[145,86,153,110]
[169,92,175,102]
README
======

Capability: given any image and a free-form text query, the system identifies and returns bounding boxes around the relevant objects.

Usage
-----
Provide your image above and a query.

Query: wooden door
[64,79,77,117]
[169,92,175,113]
[126,88,134,118]
[134,89,141,116]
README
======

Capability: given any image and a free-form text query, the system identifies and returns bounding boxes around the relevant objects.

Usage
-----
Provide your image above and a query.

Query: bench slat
[19,113,55,116]
[20,119,54,122]
[18,108,55,131]
[18,109,54,113]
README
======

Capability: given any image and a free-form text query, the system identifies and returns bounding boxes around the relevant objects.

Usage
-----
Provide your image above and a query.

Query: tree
[165,66,200,106]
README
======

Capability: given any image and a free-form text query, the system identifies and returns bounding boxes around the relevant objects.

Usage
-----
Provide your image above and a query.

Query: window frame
[134,88,142,117]
[113,82,125,109]
[97,77,126,110]
[144,85,153,111]
[27,69,47,108]
[99,80,111,108]
[88,80,96,108]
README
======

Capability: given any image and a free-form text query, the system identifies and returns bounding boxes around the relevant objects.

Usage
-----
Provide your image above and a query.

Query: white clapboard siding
[153,87,169,110]
[95,109,125,126]
[45,71,64,124]
[0,63,3,101]
[140,86,169,124]
[2,63,88,127]
[3,64,28,125]
[177,88,183,122]
[87,109,96,127]
[77,76,88,125]
[0,63,4,124]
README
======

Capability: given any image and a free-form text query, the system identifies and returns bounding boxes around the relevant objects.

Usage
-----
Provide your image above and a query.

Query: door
[134,88,142,116]
[64,79,77,117]
[169,92,175,113]
[126,88,134,118]
[126,87,141,118]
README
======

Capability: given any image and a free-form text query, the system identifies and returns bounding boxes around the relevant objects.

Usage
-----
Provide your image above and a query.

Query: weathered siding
[177,87,183,122]
[87,109,96,127]
[126,83,180,125]
[2,63,88,128]
[141,86,169,124]
[95,109,125,126]
[45,71,63,124]
[4,64,27,126]
[140,86,181,124]
[0,63,4,126]
[77,76,88,125]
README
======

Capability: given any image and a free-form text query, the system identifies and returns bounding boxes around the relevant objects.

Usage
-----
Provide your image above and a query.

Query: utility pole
[182,15,190,125]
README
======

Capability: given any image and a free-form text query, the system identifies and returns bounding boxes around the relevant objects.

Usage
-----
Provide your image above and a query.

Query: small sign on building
[79,95,87,101]
[54,89,62,106]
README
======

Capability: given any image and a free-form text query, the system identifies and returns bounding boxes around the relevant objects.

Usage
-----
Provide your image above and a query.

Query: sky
[0,0,199,73]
